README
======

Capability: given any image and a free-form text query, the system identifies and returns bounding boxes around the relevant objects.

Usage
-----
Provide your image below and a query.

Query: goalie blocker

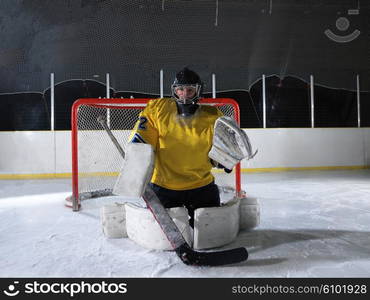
[208,116,257,170]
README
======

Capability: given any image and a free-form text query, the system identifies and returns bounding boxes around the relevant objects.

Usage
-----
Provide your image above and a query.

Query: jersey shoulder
[199,104,223,117]
[146,98,174,113]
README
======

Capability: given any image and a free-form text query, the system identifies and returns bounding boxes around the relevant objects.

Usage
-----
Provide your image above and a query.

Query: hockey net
[66,98,242,211]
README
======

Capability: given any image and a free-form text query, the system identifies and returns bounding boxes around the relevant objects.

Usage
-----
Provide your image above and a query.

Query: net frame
[67,98,242,211]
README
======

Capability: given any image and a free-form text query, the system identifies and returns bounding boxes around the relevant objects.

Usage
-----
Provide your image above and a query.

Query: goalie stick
[97,115,249,266]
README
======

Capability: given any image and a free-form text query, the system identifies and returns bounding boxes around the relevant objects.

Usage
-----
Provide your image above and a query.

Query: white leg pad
[113,143,154,198]
[101,203,127,238]
[193,198,240,250]
[125,203,192,250]
[239,196,260,230]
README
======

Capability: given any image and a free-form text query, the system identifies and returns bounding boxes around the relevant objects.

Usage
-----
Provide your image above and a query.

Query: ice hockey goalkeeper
[129,67,255,227]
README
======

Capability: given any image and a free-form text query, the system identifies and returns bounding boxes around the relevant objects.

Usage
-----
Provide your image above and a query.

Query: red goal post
[67,98,242,211]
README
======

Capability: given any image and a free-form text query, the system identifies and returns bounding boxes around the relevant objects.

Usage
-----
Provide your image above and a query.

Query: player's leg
[185,182,220,227]
[149,183,186,208]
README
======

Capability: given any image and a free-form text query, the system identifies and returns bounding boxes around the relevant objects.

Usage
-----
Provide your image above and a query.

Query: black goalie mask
[171,68,203,117]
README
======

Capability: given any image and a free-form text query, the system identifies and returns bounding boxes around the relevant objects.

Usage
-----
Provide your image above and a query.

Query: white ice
[1,170,370,277]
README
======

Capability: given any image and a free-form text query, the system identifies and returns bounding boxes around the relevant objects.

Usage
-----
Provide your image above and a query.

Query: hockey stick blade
[175,243,248,266]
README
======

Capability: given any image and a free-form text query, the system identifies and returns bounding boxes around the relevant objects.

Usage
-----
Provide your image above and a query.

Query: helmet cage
[171,83,202,104]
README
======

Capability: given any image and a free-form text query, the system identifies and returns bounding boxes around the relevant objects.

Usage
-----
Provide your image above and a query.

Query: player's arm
[130,101,158,148]
[210,159,233,173]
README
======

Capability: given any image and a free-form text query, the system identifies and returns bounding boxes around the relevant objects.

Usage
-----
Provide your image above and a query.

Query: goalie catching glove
[208,116,257,170]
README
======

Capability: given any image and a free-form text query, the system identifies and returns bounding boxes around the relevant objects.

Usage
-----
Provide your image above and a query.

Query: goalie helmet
[171,68,202,117]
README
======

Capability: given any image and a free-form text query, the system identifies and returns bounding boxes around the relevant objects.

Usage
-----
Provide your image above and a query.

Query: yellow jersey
[131,98,223,190]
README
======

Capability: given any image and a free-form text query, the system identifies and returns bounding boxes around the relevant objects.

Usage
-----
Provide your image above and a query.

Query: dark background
[0,0,369,130]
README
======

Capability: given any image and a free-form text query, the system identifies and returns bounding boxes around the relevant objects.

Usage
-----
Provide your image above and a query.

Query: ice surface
[1,170,370,277]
